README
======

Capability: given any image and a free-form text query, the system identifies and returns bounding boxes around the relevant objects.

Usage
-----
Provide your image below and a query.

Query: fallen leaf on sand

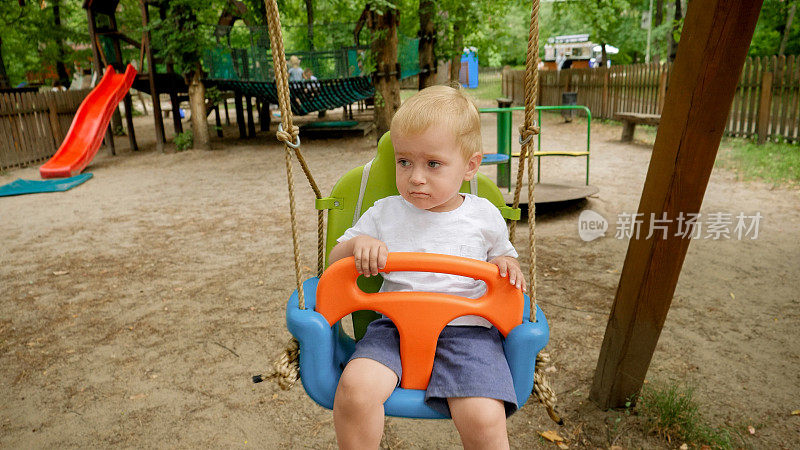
[557,442,569,449]
[791,409,800,416]
[730,292,735,299]
[538,430,564,443]
[748,425,756,434]
[129,394,147,400]
[53,271,69,276]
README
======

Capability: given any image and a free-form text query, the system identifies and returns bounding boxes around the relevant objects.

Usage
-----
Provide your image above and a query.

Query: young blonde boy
[329,85,525,449]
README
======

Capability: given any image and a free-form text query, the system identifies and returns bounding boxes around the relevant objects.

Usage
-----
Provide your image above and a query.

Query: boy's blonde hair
[391,85,482,159]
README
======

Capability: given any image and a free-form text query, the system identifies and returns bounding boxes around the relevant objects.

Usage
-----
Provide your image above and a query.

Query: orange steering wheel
[316,252,524,390]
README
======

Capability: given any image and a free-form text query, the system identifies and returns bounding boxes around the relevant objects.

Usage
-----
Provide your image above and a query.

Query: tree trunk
[655,0,664,26]
[779,2,796,56]
[653,0,664,63]
[0,37,10,89]
[667,0,683,62]
[189,64,211,150]
[370,5,400,140]
[601,42,608,67]
[418,0,436,89]
[449,20,463,84]
[305,0,314,51]
[52,0,70,85]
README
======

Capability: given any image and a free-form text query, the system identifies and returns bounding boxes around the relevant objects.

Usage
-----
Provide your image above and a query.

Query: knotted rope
[508,0,561,423]
[534,351,563,424]
[265,0,325,307]
[264,0,319,389]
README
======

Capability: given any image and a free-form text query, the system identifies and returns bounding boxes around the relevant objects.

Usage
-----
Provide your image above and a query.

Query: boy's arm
[329,235,388,277]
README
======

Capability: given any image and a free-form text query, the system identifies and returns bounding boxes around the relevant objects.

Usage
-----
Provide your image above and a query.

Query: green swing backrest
[322,131,518,339]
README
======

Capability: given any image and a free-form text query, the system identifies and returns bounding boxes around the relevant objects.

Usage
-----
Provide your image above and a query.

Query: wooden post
[602,68,610,117]
[108,12,138,151]
[502,66,509,98]
[140,0,165,152]
[657,68,668,114]
[157,6,183,137]
[514,70,524,105]
[589,0,764,409]
[537,71,543,107]
[214,105,223,137]
[87,7,116,156]
[245,95,256,137]
[620,120,636,142]
[756,71,773,144]
[234,91,246,139]
[45,94,62,147]
[259,99,269,132]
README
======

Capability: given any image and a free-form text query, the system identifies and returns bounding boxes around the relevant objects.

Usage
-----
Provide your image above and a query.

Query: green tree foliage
[750,0,799,56]
[1,0,88,86]
[1,1,794,88]
[548,0,644,65]
[461,0,536,67]
[270,0,371,51]
[148,0,224,77]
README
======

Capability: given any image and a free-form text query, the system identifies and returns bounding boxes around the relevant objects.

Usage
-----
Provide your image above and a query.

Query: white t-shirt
[338,194,518,327]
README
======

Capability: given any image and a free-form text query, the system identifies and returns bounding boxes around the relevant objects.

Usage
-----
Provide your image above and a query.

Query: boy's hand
[489,256,526,292]
[351,235,388,277]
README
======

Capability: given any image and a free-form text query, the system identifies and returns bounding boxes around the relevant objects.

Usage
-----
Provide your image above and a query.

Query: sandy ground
[1,105,799,449]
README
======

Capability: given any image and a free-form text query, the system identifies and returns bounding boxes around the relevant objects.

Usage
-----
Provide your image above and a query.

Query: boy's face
[392,126,481,212]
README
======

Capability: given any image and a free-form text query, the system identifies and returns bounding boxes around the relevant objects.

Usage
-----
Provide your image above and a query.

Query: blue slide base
[0,173,93,197]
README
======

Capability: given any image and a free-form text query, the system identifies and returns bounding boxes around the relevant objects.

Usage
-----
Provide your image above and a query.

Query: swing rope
[262,0,560,423]
[263,0,309,390]
[509,0,561,425]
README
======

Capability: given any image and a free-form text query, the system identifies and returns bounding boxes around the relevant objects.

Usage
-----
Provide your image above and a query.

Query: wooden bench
[614,112,661,142]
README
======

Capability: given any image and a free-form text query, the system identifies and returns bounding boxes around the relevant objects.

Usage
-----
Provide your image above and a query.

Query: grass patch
[400,89,417,102]
[716,138,800,187]
[400,81,502,104]
[174,130,193,152]
[467,81,502,101]
[634,382,744,449]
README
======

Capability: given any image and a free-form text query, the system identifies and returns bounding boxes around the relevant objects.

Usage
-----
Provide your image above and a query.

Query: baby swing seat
[285,133,550,419]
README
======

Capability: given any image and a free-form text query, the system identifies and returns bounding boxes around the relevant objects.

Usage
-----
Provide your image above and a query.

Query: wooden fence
[0,89,92,171]
[504,55,800,143]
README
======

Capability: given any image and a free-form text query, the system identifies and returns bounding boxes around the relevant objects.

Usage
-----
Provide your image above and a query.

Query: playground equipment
[459,48,479,89]
[85,0,192,153]
[39,65,136,179]
[261,0,560,424]
[202,28,421,118]
[481,105,598,203]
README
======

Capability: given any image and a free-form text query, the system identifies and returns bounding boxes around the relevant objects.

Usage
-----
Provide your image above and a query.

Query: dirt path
[1,109,798,448]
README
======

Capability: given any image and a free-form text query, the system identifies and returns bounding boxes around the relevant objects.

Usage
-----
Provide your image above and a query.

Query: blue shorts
[347,318,518,417]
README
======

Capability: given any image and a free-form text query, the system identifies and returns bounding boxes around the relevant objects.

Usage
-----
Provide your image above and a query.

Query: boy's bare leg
[448,397,509,450]
[333,358,398,449]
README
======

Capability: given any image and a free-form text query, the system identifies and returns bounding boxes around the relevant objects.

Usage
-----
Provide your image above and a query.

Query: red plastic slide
[39,64,137,179]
